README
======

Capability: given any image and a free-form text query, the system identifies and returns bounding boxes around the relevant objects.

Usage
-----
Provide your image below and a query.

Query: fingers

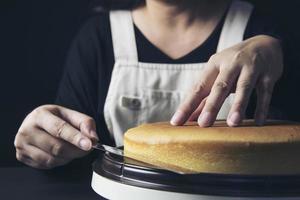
[170,61,218,125]
[188,98,206,121]
[53,106,98,140]
[198,66,239,127]
[15,105,98,169]
[15,123,89,169]
[254,77,274,126]
[33,108,93,151]
[16,152,43,169]
[227,67,258,127]
[16,144,68,169]
[26,128,87,159]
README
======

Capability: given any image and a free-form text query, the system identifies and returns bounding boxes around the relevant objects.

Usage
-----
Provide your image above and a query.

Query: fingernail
[198,112,213,127]
[170,111,183,126]
[228,112,241,127]
[79,139,91,151]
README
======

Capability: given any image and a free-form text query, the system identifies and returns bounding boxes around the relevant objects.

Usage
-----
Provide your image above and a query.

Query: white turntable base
[91,172,299,200]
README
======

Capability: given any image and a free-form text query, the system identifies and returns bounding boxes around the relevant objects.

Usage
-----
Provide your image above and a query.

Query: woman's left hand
[171,35,283,127]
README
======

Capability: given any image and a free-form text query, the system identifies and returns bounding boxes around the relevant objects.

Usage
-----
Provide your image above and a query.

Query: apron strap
[110,1,253,61]
[110,11,138,63]
[217,0,254,52]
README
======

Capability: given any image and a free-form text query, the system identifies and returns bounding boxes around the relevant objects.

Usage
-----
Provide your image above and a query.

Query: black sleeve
[52,18,101,171]
[53,15,116,171]
[55,18,100,119]
[245,8,283,41]
[244,8,300,121]
[56,13,115,144]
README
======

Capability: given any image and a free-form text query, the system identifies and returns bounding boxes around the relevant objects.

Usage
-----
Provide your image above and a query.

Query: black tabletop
[0,166,105,200]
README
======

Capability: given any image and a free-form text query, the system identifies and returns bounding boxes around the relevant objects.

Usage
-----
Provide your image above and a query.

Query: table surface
[0,166,105,200]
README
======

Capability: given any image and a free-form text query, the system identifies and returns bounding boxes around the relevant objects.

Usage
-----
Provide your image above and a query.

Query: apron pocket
[116,90,182,129]
[120,96,142,110]
[119,95,145,126]
[143,89,182,123]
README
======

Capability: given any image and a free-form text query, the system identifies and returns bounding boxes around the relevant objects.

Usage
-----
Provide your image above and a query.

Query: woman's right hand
[14,105,99,169]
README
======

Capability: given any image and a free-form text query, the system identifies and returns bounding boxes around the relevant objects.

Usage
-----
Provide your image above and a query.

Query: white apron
[104,0,253,146]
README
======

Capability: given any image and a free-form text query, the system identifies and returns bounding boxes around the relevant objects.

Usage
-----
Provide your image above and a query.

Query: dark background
[1,0,300,167]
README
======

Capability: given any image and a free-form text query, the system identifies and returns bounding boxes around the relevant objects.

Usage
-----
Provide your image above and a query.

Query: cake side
[124,137,300,174]
[125,121,300,145]
[124,120,300,175]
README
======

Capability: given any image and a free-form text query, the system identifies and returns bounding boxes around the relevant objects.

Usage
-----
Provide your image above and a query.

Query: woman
[14,0,284,169]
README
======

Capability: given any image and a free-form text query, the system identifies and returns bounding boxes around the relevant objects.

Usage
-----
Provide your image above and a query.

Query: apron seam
[118,62,207,71]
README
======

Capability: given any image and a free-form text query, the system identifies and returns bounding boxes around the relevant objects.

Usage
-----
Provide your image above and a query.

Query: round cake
[124,120,300,175]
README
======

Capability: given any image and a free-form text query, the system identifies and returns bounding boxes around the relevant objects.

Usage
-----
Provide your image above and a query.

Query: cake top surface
[124,120,300,145]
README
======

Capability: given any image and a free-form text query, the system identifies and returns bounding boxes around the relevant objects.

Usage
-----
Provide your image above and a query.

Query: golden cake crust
[124,120,300,175]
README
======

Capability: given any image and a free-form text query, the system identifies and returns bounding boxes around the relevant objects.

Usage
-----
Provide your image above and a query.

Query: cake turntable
[91,149,300,200]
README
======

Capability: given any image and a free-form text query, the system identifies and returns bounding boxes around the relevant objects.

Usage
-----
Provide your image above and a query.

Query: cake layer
[124,120,300,175]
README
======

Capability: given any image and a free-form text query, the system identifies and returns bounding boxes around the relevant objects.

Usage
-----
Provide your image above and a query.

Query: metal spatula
[92,143,186,174]
[92,143,124,157]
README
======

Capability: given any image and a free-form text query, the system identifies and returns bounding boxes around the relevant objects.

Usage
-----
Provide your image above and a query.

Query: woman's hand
[14,105,98,169]
[171,35,283,127]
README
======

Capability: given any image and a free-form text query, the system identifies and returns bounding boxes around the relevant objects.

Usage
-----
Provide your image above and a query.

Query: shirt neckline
[133,12,227,64]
